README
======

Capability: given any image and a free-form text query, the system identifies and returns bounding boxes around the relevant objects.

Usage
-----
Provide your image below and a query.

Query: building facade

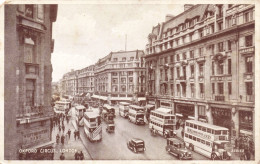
[4,4,58,159]
[145,4,254,146]
[77,65,95,94]
[93,50,146,104]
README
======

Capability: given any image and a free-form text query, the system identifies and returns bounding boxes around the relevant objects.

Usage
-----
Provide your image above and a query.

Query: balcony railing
[215,95,225,101]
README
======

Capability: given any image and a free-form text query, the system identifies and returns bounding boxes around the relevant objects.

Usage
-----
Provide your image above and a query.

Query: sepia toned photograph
[3,2,257,161]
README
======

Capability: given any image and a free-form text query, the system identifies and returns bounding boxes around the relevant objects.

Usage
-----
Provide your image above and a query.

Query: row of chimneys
[165,4,194,21]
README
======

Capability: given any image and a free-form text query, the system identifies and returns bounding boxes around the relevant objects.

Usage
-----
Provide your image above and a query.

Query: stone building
[77,65,95,94]
[92,50,146,105]
[145,4,254,145]
[4,4,58,160]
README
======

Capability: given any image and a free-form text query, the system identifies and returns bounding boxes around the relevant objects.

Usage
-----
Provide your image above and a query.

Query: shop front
[175,103,195,120]
[211,107,232,138]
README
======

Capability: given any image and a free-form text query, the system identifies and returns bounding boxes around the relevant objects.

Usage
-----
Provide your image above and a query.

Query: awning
[156,107,172,114]
[138,97,146,101]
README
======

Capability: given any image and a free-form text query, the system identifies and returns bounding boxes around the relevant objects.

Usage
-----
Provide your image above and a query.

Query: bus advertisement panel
[184,120,232,160]
[54,101,71,114]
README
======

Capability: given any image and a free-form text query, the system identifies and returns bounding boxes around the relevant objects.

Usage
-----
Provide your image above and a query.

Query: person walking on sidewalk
[61,134,65,145]
[56,134,60,144]
[62,124,65,132]
[60,153,65,160]
[77,130,80,139]
[79,151,84,160]
[74,130,77,140]
[67,129,71,139]
[74,151,79,160]
[58,125,61,133]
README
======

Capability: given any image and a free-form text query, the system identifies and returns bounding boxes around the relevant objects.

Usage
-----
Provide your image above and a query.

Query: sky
[51,4,184,82]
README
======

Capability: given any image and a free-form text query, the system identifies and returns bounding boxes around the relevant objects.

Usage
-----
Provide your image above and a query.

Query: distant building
[4,4,58,159]
[145,4,255,146]
[93,50,146,105]
[77,65,95,94]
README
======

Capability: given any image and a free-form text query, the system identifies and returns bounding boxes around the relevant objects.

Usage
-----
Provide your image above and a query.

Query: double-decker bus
[184,120,232,160]
[149,107,176,138]
[83,111,102,142]
[119,102,130,118]
[101,110,114,124]
[75,105,86,126]
[103,104,116,118]
[54,101,71,115]
[128,105,145,125]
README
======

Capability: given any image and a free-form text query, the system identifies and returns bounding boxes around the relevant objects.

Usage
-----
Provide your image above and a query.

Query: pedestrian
[79,151,84,160]
[58,125,61,132]
[60,153,65,160]
[245,147,251,160]
[61,134,65,145]
[235,138,238,148]
[77,130,80,139]
[67,129,71,139]
[56,134,60,144]
[181,129,184,138]
[66,115,69,124]
[74,151,79,160]
[62,124,65,132]
[176,119,180,130]
[74,130,77,140]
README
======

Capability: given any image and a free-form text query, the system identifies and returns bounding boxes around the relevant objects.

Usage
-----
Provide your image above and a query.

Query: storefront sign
[187,127,213,141]
[212,107,231,118]
[176,104,194,117]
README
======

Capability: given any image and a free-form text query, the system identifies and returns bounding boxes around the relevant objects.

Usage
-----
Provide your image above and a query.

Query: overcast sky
[52,4,184,82]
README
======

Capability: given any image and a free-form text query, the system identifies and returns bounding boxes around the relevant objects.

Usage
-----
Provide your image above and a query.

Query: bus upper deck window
[215,130,221,135]
[202,127,206,132]
[190,123,194,128]
[211,130,215,134]
[194,124,197,129]
[186,122,189,126]
[207,128,211,133]
[198,126,202,130]
[222,130,227,135]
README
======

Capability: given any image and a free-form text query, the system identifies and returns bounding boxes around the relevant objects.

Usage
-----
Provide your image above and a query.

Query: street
[71,106,208,160]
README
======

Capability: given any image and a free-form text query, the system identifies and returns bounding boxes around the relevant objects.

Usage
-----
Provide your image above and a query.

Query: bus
[149,107,176,138]
[54,101,71,115]
[75,105,86,126]
[101,110,114,124]
[103,104,116,118]
[184,120,232,160]
[128,105,145,125]
[119,102,130,118]
[83,111,102,142]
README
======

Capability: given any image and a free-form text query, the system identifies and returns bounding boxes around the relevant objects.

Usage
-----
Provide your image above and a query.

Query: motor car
[165,138,192,160]
[106,124,115,133]
[127,138,146,153]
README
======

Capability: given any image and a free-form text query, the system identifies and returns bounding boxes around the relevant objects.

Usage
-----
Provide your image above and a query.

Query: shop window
[228,82,232,95]
[245,35,253,47]
[245,57,253,73]
[190,65,194,78]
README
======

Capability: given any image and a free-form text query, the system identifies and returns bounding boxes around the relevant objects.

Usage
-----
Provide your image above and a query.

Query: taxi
[127,138,146,153]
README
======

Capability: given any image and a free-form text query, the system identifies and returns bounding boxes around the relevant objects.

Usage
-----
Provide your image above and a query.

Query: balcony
[246,95,254,102]
[244,72,253,80]
[215,95,225,101]
[25,63,39,75]
[240,46,254,55]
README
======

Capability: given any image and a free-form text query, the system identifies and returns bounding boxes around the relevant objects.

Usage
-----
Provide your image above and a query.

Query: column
[194,103,198,121]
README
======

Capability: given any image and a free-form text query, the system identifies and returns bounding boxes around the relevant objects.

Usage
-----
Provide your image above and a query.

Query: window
[228,40,232,50]
[245,35,253,47]
[200,83,204,96]
[244,11,250,23]
[218,42,224,52]
[218,21,223,31]
[26,79,35,106]
[130,57,134,61]
[181,83,186,97]
[199,47,203,57]
[171,68,174,79]
[160,69,163,79]
[246,82,253,95]
[228,59,232,74]
[191,83,195,98]
[211,44,215,54]
[212,62,215,75]
[198,106,206,116]
[37,5,44,20]
[122,57,126,61]
[245,57,253,73]
[211,24,215,33]
[25,5,33,18]
[164,57,168,64]
[218,83,224,94]
[190,65,194,77]
[218,60,224,74]
[183,66,186,78]
[121,85,126,92]
[170,55,174,63]
[112,72,118,76]
[176,67,180,78]
[177,84,180,96]
[176,39,179,46]
[228,82,232,95]
[176,54,180,61]
[128,71,133,76]
[199,29,204,38]
[121,78,126,84]
[199,64,204,76]
[129,77,133,83]
[183,52,186,60]
[212,83,215,94]
[113,58,118,61]
[112,78,118,84]
[190,50,194,59]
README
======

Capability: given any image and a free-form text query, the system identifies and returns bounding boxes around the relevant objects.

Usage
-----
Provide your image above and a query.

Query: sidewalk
[51,114,91,160]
